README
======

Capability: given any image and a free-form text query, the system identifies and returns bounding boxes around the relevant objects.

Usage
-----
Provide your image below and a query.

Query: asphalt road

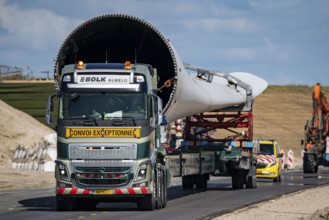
[1,168,329,220]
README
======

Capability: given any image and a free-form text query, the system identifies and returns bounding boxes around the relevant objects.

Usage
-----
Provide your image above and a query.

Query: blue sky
[0,0,328,85]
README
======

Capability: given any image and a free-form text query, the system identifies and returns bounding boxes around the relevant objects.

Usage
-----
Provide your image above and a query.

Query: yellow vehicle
[255,139,283,182]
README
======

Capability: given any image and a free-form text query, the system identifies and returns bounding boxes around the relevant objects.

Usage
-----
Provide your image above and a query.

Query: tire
[232,171,244,189]
[182,175,194,189]
[56,195,73,211]
[162,170,167,208]
[246,175,257,188]
[303,153,318,173]
[138,194,155,211]
[273,166,281,182]
[155,168,163,209]
[139,167,159,211]
[246,166,257,189]
[315,165,318,173]
[196,174,208,189]
[273,175,281,182]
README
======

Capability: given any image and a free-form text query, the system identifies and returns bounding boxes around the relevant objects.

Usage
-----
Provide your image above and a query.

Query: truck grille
[76,167,130,173]
[69,143,137,160]
[77,172,129,186]
[72,160,135,188]
[79,178,126,186]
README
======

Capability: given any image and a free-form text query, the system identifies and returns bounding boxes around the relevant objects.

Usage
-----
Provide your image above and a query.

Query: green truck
[46,13,266,211]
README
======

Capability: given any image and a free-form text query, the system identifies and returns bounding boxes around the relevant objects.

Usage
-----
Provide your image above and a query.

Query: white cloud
[0,0,81,50]
[264,37,297,61]
[182,17,258,33]
[248,0,299,11]
[225,47,259,60]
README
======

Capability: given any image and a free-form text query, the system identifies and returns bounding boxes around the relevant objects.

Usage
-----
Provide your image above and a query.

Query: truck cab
[256,139,283,182]
[47,61,168,211]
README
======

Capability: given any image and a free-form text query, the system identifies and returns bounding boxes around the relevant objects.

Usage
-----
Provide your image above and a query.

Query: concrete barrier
[11,132,57,172]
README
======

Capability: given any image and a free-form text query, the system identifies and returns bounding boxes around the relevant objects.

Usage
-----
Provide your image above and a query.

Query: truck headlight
[58,163,70,181]
[135,163,148,182]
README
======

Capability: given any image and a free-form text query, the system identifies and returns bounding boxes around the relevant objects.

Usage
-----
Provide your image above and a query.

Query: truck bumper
[57,186,151,197]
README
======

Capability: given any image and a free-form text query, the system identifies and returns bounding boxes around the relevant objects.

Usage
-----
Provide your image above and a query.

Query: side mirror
[46,94,56,125]
[277,153,284,158]
[149,94,163,128]
[157,97,163,126]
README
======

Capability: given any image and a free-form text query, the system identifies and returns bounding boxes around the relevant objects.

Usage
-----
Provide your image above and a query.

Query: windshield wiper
[112,117,135,126]
[65,116,98,126]
[83,117,98,126]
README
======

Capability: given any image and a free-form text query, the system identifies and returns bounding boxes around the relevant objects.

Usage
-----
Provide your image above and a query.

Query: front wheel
[155,168,163,209]
[56,196,73,211]
[303,153,318,173]
[273,174,281,182]
[161,170,167,208]
[232,171,244,189]
[138,194,155,211]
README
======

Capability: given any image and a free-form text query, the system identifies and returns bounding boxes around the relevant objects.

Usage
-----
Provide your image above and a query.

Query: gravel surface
[215,184,329,220]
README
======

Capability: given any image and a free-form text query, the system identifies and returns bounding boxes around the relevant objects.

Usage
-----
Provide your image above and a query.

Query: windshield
[60,92,147,120]
[259,144,274,155]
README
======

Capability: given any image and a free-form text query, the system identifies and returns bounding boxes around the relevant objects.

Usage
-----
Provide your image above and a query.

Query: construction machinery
[302,83,329,173]
[46,13,267,211]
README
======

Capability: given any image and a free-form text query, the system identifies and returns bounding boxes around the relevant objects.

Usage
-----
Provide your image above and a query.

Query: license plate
[94,189,113,195]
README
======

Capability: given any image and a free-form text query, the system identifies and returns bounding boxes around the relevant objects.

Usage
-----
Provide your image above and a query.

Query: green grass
[0,82,56,125]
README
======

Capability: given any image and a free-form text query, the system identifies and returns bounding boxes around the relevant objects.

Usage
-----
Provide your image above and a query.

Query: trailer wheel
[56,195,73,211]
[232,171,244,189]
[196,174,208,189]
[303,153,318,173]
[246,175,257,188]
[246,166,257,189]
[182,175,193,189]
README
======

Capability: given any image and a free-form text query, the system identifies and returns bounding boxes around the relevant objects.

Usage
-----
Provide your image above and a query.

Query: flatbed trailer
[166,111,257,189]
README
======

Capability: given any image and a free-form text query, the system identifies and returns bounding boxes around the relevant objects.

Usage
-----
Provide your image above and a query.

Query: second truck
[46,13,267,211]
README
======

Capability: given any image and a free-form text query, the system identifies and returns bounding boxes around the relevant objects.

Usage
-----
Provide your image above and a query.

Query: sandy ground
[0,100,54,167]
[0,99,55,190]
[0,167,55,191]
[0,99,329,219]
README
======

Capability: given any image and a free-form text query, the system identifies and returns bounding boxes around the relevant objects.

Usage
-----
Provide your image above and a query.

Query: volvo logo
[99,167,106,173]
